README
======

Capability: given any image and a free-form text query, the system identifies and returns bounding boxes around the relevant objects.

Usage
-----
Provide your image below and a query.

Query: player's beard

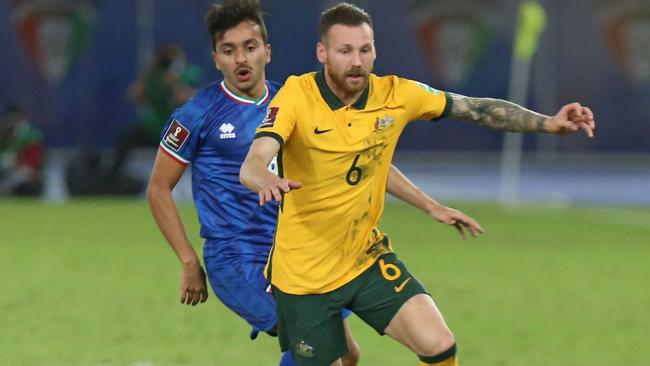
[326,66,369,97]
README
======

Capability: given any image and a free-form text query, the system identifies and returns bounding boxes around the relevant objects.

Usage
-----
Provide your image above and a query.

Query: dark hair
[320,2,372,40]
[205,0,268,51]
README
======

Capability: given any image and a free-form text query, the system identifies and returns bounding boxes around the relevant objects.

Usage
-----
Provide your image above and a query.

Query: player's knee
[417,329,455,357]
[418,343,457,365]
[341,339,360,366]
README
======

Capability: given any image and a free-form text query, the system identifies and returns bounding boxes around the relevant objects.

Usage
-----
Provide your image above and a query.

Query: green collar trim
[315,69,369,110]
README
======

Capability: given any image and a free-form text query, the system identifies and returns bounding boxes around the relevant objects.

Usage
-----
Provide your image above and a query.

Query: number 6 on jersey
[346,154,362,186]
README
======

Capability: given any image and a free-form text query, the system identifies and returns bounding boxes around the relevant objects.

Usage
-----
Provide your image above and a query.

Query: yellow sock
[419,355,457,366]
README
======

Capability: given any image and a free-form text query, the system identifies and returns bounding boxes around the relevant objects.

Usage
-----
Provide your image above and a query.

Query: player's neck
[223,79,268,102]
[324,71,364,106]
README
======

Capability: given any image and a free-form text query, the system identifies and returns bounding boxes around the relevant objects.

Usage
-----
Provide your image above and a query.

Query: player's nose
[350,50,362,66]
[234,48,247,64]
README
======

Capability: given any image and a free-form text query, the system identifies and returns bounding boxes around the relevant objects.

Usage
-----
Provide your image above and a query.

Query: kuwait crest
[11,0,96,84]
[598,0,650,85]
[410,0,500,87]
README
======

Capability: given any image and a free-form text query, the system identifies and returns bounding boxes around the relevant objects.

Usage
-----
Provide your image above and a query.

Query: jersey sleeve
[158,102,205,165]
[254,76,300,146]
[402,78,453,122]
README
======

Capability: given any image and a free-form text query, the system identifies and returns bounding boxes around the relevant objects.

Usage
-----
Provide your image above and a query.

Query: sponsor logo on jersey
[259,107,279,128]
[163,120,190,151]
[313,127,333,134]
[219,122,237,139]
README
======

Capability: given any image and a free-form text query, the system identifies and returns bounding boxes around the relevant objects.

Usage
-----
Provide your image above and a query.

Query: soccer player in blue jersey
[147,1,482,365]
[147,2,358,365]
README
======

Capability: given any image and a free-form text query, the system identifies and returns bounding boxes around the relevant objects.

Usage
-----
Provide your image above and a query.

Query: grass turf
[1,199,648,365]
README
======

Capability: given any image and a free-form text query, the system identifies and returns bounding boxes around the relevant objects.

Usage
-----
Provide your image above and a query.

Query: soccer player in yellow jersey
[240,3,595,366]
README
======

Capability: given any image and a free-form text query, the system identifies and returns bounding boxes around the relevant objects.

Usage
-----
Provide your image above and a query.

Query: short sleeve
[158,103,204,165]
[254,76,300,146]
[402,79,453,122]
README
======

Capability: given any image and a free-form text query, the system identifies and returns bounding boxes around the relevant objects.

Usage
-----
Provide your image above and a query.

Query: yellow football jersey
[256,70,451,295]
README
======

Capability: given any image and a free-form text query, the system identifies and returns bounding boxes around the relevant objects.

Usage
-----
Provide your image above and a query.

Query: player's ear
[265,43,271,64]
[317,42,326,64]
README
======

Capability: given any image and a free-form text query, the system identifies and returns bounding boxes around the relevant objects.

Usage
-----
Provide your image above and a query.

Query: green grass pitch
[1,199,649,365]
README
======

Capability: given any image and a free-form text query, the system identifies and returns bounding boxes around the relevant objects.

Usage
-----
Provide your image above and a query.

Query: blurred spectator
[0,103,43,196]
[109,43,202,184]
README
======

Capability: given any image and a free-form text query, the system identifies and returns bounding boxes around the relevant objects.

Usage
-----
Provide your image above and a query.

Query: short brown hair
[319,2,373,40]
[205,0,268,51]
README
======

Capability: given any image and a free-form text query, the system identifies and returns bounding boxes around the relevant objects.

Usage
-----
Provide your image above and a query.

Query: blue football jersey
[159,80,281,257]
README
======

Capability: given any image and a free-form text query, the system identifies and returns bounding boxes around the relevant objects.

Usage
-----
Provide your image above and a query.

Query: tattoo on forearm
[449,93,549,133]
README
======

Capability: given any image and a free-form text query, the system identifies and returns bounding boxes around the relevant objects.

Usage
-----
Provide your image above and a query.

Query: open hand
[429,205,485,240]
[258,176,302,206]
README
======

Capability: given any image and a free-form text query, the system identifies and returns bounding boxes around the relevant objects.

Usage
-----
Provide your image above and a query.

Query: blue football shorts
[203,239,352,339]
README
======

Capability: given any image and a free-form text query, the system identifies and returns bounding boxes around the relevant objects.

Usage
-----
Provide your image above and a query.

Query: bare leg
[341,318,360,366]
[384,294,455,356]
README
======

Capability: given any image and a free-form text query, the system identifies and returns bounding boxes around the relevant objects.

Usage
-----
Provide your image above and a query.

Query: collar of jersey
[220,80,270,105]
[315,69,369,110]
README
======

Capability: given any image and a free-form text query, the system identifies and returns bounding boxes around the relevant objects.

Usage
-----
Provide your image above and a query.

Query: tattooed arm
[448,93,595,137]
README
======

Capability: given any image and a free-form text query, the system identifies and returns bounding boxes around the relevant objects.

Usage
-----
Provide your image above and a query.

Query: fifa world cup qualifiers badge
[163,120,190,151]
[259,107,279,128]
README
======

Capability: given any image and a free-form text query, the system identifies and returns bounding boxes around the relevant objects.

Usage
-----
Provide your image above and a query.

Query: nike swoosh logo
[314,127,333,134]
[394,277,411,293]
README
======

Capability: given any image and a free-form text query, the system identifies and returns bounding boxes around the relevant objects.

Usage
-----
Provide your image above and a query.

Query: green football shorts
[273,252,429,366]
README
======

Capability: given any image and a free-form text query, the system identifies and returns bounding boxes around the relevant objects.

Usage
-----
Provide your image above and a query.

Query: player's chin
[346,75,368,88]
[231,78,255,92]
[344,82,366,94]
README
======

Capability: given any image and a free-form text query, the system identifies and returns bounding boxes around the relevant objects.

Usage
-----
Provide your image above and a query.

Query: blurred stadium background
[1,0,649,203]
[1,0,649,365]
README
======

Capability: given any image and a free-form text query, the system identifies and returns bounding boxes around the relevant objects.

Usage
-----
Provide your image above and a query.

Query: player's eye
[222,48,233,55]
[247,45,256,52]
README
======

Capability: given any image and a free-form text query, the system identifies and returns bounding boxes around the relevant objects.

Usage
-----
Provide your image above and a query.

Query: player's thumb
[558,119,578,131]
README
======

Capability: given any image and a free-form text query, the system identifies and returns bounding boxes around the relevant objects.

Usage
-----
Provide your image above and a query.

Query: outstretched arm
[386,164,484,239]
[240,137,302,206]
[448,93,595,137]
[147,150,208,306]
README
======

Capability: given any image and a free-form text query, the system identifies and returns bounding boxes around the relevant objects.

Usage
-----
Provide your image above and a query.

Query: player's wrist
[424,200,446,217]
[180,253,200,268]
[543,116,555,133]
